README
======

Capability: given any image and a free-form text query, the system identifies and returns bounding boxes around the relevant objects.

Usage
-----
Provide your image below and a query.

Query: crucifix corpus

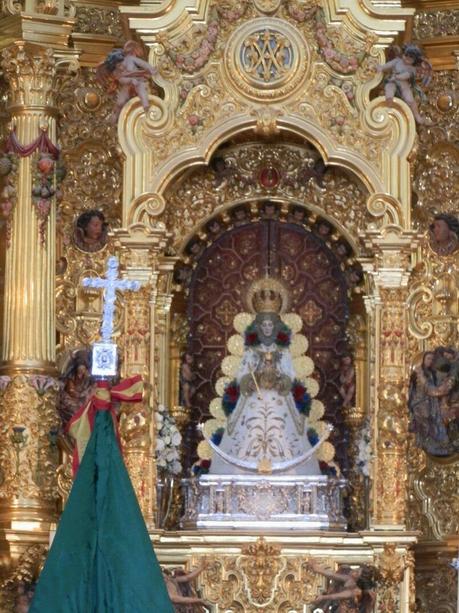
[82,256,142,377]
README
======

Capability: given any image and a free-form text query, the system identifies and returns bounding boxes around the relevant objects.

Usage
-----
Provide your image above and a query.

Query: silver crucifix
[82,256,141,377]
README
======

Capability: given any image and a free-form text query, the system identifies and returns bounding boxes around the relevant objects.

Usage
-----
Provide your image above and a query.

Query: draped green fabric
[30,410,174,613]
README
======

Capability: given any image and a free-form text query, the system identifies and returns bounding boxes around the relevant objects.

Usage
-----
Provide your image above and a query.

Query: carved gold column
[362,229,419,530]
[376,544,415,613]
[114,224,170,528]
[0,44,62,572]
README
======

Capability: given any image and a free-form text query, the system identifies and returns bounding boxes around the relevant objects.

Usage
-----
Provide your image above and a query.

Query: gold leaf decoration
[197,440,212,460]
[304,377,320,398]
[290,333,309,357]
[309,399,325,421]
[316,441,335,463]
[293,356,314,378]
[209,397,225,419]
[310,420,330,439]
[281,313,303,334]
[227,334,244,356]
[203,418,225,438]
[233,312,254,334]
[221,355,241,378]
[215,376,231,396]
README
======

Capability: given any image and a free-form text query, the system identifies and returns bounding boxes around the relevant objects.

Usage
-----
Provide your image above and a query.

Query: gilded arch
[119,0,416,230]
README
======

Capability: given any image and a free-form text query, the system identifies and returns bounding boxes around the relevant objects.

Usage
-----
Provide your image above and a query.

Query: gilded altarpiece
[1,0,458,610]
[113,0,427,609]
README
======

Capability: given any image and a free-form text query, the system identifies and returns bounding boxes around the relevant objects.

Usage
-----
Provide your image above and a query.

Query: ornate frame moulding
[118,0,416,229]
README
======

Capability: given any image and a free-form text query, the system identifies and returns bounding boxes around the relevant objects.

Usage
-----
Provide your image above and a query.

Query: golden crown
[253,288,282,313]
[247,278,289,314]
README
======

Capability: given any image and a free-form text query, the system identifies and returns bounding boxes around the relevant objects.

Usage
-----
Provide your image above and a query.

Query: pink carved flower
[36,198,51,217]
[0,376,11,392]
[349,57,358,70]
[1,200,12,217]
[29,375,55,395]
[188,114,200,127]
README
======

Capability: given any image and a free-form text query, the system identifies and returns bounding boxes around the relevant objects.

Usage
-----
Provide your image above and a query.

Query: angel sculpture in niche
[376,44,432,125]
[96,40,158,123]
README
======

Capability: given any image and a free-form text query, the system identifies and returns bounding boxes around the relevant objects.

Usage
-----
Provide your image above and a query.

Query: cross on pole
[82,256,141,377]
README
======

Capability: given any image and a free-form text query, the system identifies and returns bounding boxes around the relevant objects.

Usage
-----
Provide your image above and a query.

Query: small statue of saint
[58,350,94,426]
[429,213,459,256]
[73,209,108,253]
[339,354,356,410]
[179,352,196,410]
[408,349,459,456]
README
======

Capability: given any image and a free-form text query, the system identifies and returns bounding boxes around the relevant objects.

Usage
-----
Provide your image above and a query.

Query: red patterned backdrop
[186,220,351,473]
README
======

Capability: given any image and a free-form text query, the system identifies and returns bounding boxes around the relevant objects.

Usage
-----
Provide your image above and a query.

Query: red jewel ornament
[259,166,280,188]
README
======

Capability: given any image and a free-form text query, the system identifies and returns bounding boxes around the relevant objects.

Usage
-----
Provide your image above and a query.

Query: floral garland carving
[159,2,249,77]
[0,151,18,246]
[286,3,376,75]
[314,9,376,75]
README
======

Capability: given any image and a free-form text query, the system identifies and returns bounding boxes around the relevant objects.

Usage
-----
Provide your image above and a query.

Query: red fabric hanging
[5,128,60,159]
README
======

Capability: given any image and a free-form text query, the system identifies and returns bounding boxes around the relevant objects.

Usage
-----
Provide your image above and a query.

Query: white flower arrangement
[155,404,182,475]
[355,417,373,478]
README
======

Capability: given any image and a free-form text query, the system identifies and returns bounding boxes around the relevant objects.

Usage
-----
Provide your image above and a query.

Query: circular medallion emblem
[224,18,309,101]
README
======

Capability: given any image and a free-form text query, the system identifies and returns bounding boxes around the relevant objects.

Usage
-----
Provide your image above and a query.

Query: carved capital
[360,226,421,287]
[1,44,58,109]
[113,223,173,282]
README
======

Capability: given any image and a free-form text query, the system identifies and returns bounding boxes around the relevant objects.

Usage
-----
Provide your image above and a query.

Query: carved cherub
[162,563,209,611]
[309,560,377,613]
[376,44,432,125]
[96,40,158,123]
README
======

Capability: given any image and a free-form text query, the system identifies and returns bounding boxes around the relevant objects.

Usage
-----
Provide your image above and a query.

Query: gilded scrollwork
[413,70,459,225]
[0,544,47,611]
[122,0,409,221]
[56,246,124,351]
[413,456,459,541]
[376,544,407,613]
[162,142,369,247]
[413,9,459,40]
[199,538,323,611]
[74,6,123,39]
[0,376,60,502]
[416,563,457,613]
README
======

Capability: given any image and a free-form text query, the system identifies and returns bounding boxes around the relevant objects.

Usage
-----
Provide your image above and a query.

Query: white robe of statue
[210,335,321,476]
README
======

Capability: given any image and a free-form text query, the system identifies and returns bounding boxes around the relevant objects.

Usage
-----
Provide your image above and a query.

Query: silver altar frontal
[181,474,348,531]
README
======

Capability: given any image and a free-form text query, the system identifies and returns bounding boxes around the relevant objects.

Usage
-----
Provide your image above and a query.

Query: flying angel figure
[96,40,158,123]
[376,44,433,125]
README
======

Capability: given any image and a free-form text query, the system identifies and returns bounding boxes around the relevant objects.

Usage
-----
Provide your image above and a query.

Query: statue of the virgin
[198,278,333,476]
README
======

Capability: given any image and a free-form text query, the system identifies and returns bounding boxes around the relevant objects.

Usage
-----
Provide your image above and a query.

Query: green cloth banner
[30,409,174,613]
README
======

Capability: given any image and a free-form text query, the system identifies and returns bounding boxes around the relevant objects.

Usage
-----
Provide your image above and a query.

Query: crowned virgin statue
[196,279,334,477]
